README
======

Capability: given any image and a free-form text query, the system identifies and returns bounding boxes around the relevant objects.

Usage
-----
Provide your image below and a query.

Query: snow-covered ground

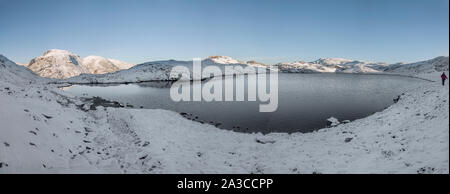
[0,54,448,174]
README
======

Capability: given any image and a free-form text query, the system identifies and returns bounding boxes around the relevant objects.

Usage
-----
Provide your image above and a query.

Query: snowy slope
[82,56,121,74]
[276,58,389,73]
[25,49,134,79]
[385,56,449,76]
[209,56,242,64]
[245,60,268,68]
[1,54,448,174]
[276,61,336,73]
[16,62,29,67]
[58,56,259,84]
[108,58,135,70]
[209,56,268,68]
[83,57,133,73]
[0,55,46,85]
[274,57,449,74]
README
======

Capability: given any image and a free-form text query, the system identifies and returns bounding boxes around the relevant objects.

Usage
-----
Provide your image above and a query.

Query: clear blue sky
[0,0,448,65]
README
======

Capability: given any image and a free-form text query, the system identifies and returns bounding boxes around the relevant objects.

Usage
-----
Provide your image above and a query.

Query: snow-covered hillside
[82,56,121,74]
[108,58,135,70]
[209,56,268,68]
[275,56,449,75]
[57,56,259,84]
[209,56,243,64]
[0,55,45,85]
[0,54,448,174]
[385,56,449,76]
[53,56,449,85]
[25,49,134,79]
[246,60,268,68]
[275,58,389,73]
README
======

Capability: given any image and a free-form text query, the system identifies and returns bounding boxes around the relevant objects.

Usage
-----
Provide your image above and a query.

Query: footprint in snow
[344,137,353,143]
[41,114,53,119]
[0,162,9,168]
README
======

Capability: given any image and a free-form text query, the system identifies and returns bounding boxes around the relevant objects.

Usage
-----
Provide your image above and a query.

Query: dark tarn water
[63,73,425,133]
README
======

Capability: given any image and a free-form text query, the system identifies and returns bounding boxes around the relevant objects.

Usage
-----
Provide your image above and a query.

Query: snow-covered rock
[25,49,134,79]
[326,117,340,127]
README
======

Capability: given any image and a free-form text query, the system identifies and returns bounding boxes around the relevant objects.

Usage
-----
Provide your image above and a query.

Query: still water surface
[64,73,425,133]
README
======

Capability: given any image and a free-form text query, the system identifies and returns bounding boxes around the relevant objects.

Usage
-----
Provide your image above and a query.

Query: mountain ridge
[14,49,450,79]
[24,49,134,79]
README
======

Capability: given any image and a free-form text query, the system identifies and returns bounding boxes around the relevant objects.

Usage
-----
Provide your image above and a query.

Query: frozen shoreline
[1,55,448,174]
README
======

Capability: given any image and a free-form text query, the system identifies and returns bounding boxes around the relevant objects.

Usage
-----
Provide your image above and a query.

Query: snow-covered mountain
[275,58,389,73]
[23,50,449,80]
[208,56,243,64]
[16,62,29,67]
[275,61,336,73]
[60,56,256,84]
[56,55,449,84]
[274,56,449,75]
[25,49,134,79]
[245,60,268,68]
[27,49,87,79]
[385,56,449,75]
[108,58,135,70]
[208,56,269,68]
[82,56,122,74]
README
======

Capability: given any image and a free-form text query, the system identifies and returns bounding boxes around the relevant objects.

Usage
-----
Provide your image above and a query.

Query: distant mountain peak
[25,49,134,79]
[208,56,242,64]
[275,57,390,73]
[311,58,356,65]
[43,49,75,56]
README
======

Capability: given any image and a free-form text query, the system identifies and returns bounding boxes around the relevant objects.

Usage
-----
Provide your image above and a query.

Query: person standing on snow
[441,72,448,86]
